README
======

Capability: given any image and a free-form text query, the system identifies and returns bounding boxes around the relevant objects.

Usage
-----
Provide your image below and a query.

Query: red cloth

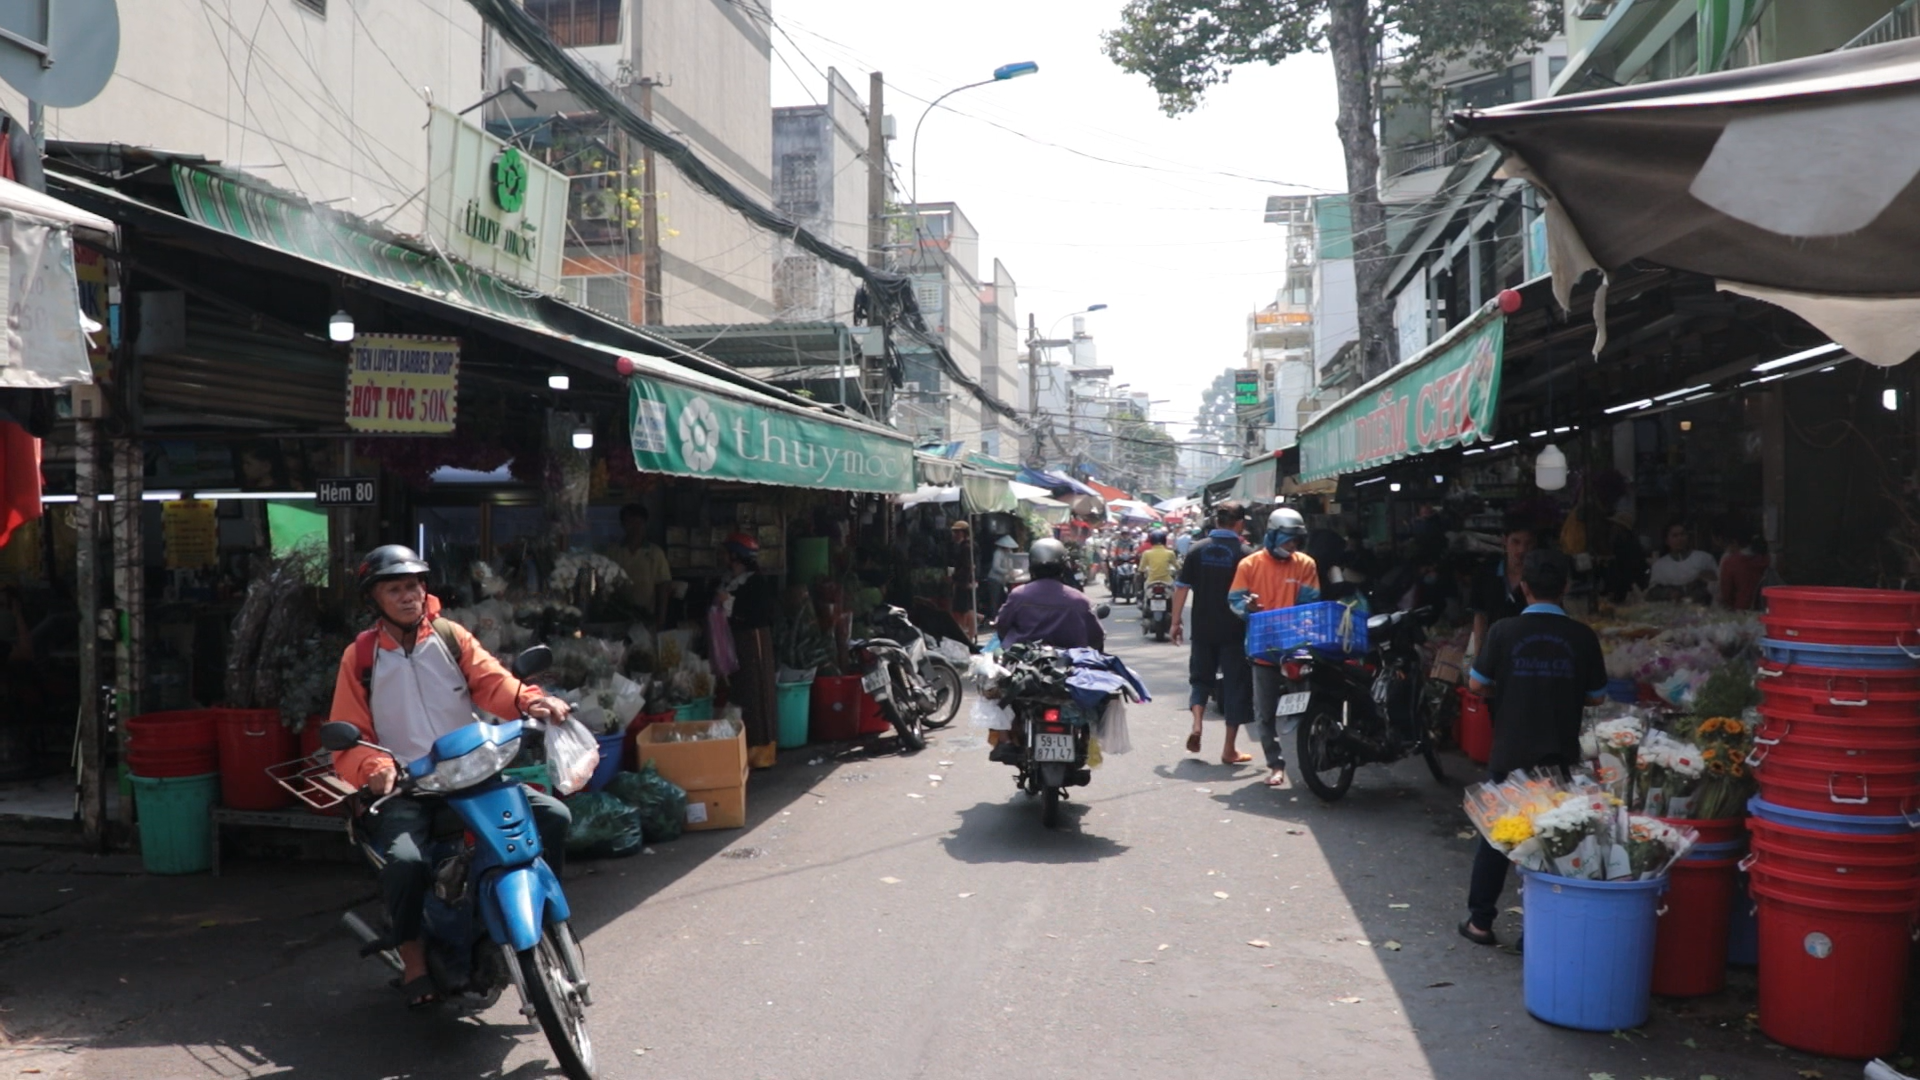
[1719,551,1770,610]
[0,420,41,550]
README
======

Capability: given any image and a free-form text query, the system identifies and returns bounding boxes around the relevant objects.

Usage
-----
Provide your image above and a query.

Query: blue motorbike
[315,645,596,1079]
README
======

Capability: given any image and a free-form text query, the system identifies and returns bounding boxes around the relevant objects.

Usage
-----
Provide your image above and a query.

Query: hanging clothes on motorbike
[979,642,1148,762]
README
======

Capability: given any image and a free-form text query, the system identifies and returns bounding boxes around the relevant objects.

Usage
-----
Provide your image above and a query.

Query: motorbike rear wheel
[922,661,964,729]
[880,692,926,752]
[1041,786,1062,828]
[517,927,596,1080]
[1297,707,1356,802]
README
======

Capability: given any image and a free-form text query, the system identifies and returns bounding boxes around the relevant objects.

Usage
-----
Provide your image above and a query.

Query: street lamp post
[1026,303,1107,466]
[909,61,1038,218]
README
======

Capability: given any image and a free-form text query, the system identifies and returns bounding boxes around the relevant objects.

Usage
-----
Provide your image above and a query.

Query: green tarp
[1298,306,1505,482]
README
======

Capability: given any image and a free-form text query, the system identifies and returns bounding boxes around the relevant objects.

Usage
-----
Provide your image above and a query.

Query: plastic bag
[545,716,602,796]
[1095,697,1133,754]
[563,791,643,858]
[969,696,1014,731]
[604,761,687,843]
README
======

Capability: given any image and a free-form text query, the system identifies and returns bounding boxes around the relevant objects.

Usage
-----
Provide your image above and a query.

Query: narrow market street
[0,593,1841,1080]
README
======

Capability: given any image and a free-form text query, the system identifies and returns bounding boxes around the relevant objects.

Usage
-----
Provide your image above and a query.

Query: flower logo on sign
[493,147,528,213]
[678,397,721,472]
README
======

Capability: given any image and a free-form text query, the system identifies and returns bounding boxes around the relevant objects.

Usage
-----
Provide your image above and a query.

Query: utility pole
[1026,313,1043,466]
[866,72,886,269]
[638,78,663,325]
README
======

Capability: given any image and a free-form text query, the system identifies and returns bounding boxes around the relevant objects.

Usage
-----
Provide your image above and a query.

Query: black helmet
[1029,538,1069,579]
[1148,529,1168,546]
[357,544,430,593]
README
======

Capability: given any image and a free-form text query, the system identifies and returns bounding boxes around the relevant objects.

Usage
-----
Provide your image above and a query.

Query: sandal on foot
[396,975,442,1010]
[1221,752,1253,765]
[1264,769,1290,788]
[1457,919,1498,947]
[1185,732,1201,754]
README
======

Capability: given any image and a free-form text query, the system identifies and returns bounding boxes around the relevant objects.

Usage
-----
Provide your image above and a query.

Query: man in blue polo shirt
[1170,504,1255,764]
[1459,549,1607,947]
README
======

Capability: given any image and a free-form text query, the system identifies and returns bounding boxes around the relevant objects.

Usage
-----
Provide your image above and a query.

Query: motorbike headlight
[414,736,520,793]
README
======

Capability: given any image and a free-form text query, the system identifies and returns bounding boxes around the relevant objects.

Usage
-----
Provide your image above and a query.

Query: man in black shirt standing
[1170,504,1255,764]
[1459,549,1607,947]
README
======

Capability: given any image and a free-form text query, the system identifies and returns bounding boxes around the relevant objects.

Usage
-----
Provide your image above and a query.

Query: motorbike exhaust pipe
[342,912,405,973]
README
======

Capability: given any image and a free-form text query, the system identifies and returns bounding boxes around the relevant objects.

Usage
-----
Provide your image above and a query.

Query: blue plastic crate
[1246,601,1368,660]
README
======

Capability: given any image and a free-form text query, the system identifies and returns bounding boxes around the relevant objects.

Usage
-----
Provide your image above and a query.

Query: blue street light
[911,63,1043,214]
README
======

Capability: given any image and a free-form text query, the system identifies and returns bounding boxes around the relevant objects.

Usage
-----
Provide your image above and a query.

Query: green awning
[961,473,1017,514]
[627,371,912,494]
[1298,305,1505,482]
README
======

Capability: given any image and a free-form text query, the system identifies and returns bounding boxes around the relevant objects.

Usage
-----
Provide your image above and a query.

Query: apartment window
[562,274,631,322]
[775,152,820,216]
[774,256,821,317]
[527,0,622,48]
[293,0,325,14]
[1448,63,1533,113]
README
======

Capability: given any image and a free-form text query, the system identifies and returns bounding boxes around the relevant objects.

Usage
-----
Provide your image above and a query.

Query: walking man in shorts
[1171,504,1255,764]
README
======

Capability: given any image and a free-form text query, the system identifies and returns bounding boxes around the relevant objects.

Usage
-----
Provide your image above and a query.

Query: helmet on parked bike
[357,544,430,594]
[1263,508,1308,557]
[1028,538,1069,579]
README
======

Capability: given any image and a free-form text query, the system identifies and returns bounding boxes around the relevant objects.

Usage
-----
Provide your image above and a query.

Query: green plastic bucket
[132,772,219,875]
[776,680,813,749]
[673,697,713,721]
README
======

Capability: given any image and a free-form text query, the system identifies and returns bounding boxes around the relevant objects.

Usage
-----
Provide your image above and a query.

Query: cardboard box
[683,780,747,831]
[1429,644,1468,685]
[634,720,747,791]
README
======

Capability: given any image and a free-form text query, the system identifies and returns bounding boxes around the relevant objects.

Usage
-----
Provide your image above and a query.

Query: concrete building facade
[771,69,870,323]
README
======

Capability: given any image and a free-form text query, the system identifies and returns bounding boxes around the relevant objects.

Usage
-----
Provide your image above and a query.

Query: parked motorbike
[1108,556,1138,604]
[305,646,596,1080]
[851,614,955,751]
[1277,607,1449,803]
[1140,580,1175,642]
[876,604,968,729]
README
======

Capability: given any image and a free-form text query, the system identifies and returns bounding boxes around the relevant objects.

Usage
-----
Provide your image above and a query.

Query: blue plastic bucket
[1687,838,1747,861]
[1759,638,1920,671]
[583,733,625,792]
[1748,795,1919,834]
[1521,870,1667,1030]
[775,680,812,749]
[1605,678,1638,704]
[1727,868,1759,966]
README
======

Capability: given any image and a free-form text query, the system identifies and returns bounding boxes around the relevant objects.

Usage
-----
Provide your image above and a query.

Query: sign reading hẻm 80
[346,335,460,434]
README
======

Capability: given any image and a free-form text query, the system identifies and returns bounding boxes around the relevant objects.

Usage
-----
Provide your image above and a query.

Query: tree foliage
[1102,0,1558,118]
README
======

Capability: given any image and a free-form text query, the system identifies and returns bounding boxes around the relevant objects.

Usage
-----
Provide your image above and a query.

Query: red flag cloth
[0,420,43,550]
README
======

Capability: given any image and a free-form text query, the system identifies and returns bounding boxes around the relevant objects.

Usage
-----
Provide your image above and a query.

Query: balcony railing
[1846,0,1920,48]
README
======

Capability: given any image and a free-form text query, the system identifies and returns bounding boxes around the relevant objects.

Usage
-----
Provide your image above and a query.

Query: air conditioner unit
[1263,362,1278,386]
[903,381,921,395]
[577,188,620,221]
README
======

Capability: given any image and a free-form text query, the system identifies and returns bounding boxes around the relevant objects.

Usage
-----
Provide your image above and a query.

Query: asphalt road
[0,592,1874,1079]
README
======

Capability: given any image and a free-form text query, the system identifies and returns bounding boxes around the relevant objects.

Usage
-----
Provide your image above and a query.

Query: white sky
[765,0,1349,442]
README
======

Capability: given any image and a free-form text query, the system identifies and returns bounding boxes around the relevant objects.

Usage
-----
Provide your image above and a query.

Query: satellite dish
[0,0,120,108]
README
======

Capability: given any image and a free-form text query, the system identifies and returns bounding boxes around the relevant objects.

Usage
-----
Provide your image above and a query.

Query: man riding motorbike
[327,544,575,1009]
[987,538,1105,763]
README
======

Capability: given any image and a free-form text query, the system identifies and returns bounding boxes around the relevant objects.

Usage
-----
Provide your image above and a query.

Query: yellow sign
[161,500,218,570]
[346,335,460,434]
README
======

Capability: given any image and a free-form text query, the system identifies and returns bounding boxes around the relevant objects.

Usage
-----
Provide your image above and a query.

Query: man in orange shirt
[330,545,575,1008]
[1229,508,1321,788]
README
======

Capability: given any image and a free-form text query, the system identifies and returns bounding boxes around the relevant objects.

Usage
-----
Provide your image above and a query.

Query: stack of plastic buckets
[1749,585,1920,1059]
[1650,819,1746,996]
[124,710,222,875]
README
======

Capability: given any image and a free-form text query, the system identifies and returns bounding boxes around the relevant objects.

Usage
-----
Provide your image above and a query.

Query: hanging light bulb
[1535,443,1568,491]
[1389,482,1402,493]
[328,309,355,343]
[571,425,594,450]
[548,372,571,391]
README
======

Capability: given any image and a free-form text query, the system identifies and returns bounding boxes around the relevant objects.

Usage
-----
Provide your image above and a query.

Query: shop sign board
[627,375,913,494]
[346,335,460,435]
[424,107,569,294]
[1234,368,1261,407]
[1298,308,1504,482]
[315,477,378,506]
[161,499,217,570]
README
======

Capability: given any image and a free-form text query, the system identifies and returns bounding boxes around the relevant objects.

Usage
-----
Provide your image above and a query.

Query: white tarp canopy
[1455,39,1920,367]
[894,484,959,509]
[0,176,117,389]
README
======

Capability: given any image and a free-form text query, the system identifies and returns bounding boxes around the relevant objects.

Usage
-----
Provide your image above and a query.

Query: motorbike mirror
[317,720,365,753]
[1095,604,1112,620]
[511,644,554,680]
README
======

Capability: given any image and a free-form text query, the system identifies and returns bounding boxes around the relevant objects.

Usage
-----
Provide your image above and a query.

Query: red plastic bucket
[1765,586,1920,630]
[623,711,676,770]
[1762,615,1920,650]
[214,709,295,810]
[810,676,864,742]
[1750,862,1920,1059]
[1456,688,1492,765]
[1747,818,1920,882]
[1660,817,1746,846]
[1758,660,1920,695]
[1651,853,1739,997]
[124,709,218,750]
[127,744,220,779]
[856,689,890,736]
[1752,706,1920,751]
[1760,682,1920,721]
[1751,740,1920,816]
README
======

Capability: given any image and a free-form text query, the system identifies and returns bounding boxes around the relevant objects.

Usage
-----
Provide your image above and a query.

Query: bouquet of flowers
[1464,770,1696,881]
[1637,730,1708,817]
[1681,712,1759,821]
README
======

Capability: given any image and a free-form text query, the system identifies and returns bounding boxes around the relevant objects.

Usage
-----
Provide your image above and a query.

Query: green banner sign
[1234,368,1261,407]
[1298,308,1505,482]
[628,377,914,494]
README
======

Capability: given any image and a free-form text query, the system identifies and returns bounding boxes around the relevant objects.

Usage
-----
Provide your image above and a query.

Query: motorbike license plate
[1276,692,1312,716]
[862,667,890,695]
[1032,732,1076,762]
[1147,599,1167,612]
